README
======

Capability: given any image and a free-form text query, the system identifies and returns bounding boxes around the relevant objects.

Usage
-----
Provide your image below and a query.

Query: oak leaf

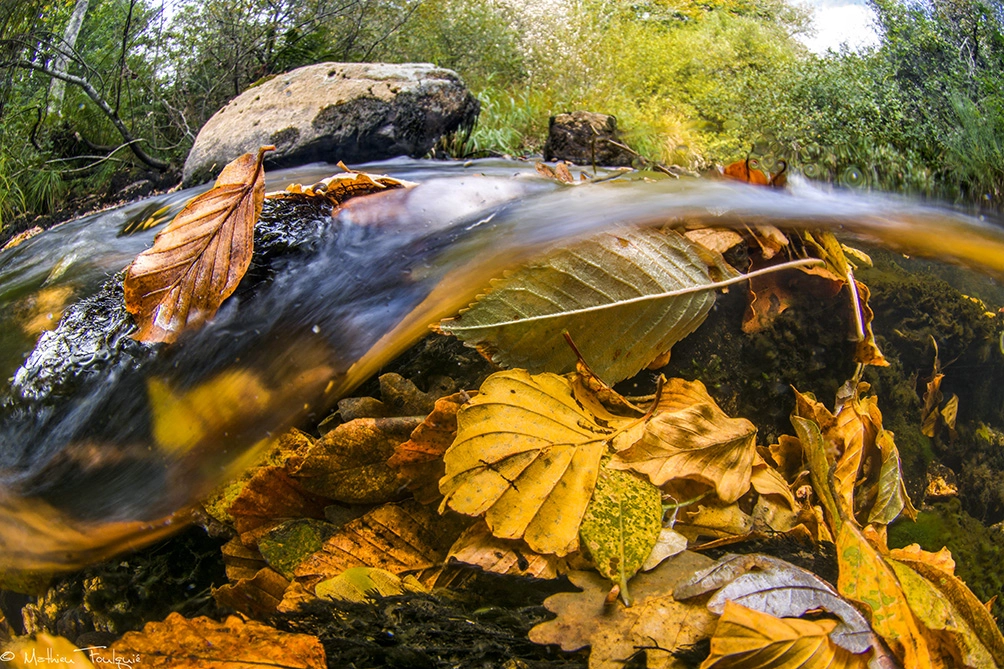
[125,146,272,343]
[439,370,630,555]
[108,612,326,668]
[529,552,717,669]
[438,229,733,386]
[611,378,757,504]
[700,601,870,669]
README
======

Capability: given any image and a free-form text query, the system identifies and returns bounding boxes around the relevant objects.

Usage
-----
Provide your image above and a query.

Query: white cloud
[798,2,881,54]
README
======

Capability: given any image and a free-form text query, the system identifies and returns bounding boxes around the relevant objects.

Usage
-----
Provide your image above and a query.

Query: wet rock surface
[182,63,480,187]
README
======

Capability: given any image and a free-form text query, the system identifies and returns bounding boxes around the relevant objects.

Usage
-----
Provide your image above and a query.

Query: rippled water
[2,157,1004,570]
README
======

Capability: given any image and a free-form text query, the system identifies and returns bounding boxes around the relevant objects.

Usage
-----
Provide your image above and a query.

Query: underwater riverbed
[4,157,1004,667]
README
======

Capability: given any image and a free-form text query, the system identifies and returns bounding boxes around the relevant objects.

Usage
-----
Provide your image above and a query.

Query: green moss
[258,519,337,580]
[889,498,1004,624]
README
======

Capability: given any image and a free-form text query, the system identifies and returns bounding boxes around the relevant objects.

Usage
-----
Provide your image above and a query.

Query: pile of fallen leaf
[6,151,1004,668]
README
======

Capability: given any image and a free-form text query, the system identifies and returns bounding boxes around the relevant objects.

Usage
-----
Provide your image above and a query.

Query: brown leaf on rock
[108,612,326,668]
[228,466,330,546]
[288,416,420,504]
[271,169,414,207]
[293,500,462,588]
[447,522,560,579]
[611,378,757,504]
[387,392,469,503]
[125,146,273,343]
[723,159,771,186]
[700,601,870,669]
[529,551,717,669]
[213,567,290,619]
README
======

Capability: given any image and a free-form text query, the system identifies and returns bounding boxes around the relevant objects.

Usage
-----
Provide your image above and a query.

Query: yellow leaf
[315,566,423,603]
[700,601,870,668]
[611,378,757,504]
[148,369,272,456]
[891,555,1004,668]
[125,146,273,343]
[439,370,630,555]
[793,416,939,668]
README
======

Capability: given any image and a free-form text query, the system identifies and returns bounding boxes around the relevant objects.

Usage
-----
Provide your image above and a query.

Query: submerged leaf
[108,612,325,668]
[611,378,757,504]
[125,146,272,343]
[438,229,729,385]
[448,521,560,579]
[700,601,869,669]
[529,552,717,669]
[675,553,874,653]
[439,370,629,555]
[579,466,663,600]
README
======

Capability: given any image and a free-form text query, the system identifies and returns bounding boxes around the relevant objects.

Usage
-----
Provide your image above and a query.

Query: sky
[798,0,881,53]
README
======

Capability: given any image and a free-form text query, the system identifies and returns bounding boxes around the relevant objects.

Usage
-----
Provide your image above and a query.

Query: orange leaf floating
[124,146,273,343]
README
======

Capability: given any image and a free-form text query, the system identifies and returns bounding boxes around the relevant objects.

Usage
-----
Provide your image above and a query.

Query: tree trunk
[48,0,89,116]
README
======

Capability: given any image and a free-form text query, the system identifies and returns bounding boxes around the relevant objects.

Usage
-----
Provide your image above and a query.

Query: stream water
[3,157,1004,572]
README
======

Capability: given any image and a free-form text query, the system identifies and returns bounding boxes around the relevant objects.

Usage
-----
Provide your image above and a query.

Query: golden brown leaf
[271,169,413,206]
[108,612,326,668]
[700,601,870,669]
[611,378,757,504]
[683,227,745,255]
[750,455,796,509]
[439,370,629,556]
[890,554,1004,668]
[221,536,267,581]
[793,416,940,668]
[125,146,272,343]
[889,544,956,575]
[854,281,888,367]
[723,159,771,186]
[288,416,420,503]
[530,552,717,669]
[387,392,469,503]
[293,501,461,588]
[228,467,330,546]
[213,567,290,619]
[448,522,560,579]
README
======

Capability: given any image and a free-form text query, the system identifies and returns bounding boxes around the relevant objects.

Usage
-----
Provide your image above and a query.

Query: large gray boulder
[182,62,480,186]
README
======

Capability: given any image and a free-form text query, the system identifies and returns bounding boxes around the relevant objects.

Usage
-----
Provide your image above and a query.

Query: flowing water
[2,157,1004,572]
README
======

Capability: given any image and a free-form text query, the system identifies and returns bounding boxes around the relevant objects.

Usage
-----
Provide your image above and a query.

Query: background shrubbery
[2,0,1004,231]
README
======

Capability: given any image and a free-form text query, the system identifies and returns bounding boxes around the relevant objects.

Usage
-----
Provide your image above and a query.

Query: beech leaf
[579,466,664,600]
[439,369,631,555]
[448,521,561,579]
[675,553,875,653]
[611,378,757,504]
[437,228,737,385]
[700,601,870,669]
[125,146,272,343]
